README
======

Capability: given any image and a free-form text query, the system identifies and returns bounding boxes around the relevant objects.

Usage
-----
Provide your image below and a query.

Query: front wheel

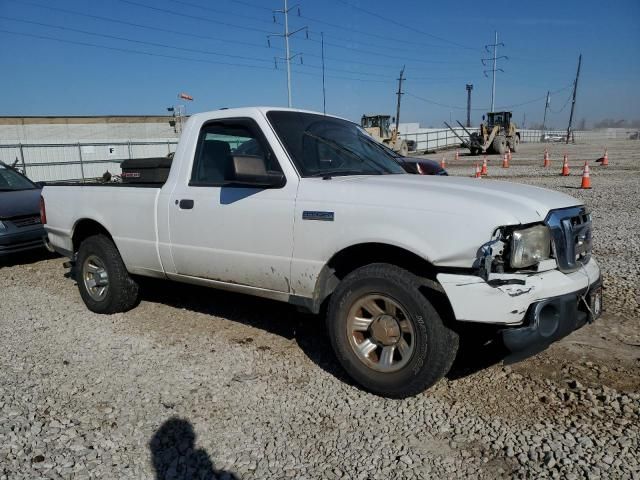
[327,263,459,398]
[398,140,409,156]
[510,135,520,153]
[76,234,140,314]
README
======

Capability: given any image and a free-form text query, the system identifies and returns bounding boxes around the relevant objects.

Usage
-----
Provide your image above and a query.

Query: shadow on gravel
[138,278,513,389]
[446,333,509,381]
[0,248,59,268]
[138,278,357,387]
[150,417,238,480]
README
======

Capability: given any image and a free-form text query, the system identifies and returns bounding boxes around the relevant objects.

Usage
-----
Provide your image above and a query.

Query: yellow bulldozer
[445,111,520,155]
[361,114,409,156]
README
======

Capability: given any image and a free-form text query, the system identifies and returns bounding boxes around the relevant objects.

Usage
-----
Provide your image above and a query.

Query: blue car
[0,162,48,257]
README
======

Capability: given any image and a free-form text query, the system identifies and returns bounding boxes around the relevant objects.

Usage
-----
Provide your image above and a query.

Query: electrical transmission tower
[268,0,308,108]
[482,31,507,112]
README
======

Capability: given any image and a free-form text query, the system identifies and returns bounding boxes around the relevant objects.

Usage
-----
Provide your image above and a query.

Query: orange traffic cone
[543,149,550,168]
[581,162,592,189]
[601,148,609,166]
[502,152,509,168]
[455,150,459,161]
[480,156,488,176]
[474,163,482,178]
[507,147,512,163]
[561,154,570,176]
[440,157,446,169]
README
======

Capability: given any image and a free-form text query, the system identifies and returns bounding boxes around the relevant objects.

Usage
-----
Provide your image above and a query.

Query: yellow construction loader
[361,114,409,156]
[445,111,520,155]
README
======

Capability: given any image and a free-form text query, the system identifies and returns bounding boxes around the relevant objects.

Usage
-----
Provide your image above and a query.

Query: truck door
[167,118,296,293]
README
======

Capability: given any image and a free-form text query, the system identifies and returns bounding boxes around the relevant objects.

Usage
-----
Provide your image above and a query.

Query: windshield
[267,111,406,177]
[0,165,37,191]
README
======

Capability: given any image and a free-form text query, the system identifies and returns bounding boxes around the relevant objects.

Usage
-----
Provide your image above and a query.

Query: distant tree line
[592,118,640,129]
[523,118,640,130]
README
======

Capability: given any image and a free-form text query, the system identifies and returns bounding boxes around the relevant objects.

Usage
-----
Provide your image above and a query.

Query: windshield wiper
[309,169,377,179]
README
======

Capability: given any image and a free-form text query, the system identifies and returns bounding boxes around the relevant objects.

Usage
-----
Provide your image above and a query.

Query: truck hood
[301,174,581,225]
[296,174,583,267]
[0,188,41,219]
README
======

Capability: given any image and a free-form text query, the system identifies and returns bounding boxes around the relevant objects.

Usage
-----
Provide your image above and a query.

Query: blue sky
[1,0,639,127]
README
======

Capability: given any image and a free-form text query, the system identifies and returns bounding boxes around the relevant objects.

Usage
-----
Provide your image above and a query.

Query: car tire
[327,263,459,398]
[76,234,140,314]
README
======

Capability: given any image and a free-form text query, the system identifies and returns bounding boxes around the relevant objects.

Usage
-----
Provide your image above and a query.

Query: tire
[510,135,520,153]
[326,263,459,398]
[76,234,140,314]
[398,140,409,157]
[492,135,507,155]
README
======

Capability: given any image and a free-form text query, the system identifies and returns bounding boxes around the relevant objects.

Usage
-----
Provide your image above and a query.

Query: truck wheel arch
[72,219,115,253]
[312,243,453,321]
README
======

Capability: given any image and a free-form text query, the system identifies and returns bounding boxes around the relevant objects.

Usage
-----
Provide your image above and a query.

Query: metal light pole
[465,84,473,127]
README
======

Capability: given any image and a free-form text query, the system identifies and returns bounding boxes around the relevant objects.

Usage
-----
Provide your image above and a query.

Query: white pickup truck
[42,107,602,398]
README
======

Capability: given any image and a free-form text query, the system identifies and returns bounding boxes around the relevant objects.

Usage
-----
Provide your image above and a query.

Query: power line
[7,0,278,52]
[11,0,471,70]
[299,13,473,51]
[330,0,478,51]
[218,0,273,11]
[0,28,280,71]
[405,84,573,112]
[116,0,273,34]
[0,15,405,81]
[0,28,396,85]
[170,0,281,27]
[549,89,573,114]
[0,16,275,64]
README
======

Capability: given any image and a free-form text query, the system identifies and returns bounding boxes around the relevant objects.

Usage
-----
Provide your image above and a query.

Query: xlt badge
[302,211,334,221]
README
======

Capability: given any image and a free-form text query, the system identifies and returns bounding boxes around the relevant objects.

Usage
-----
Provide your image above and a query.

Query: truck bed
[43,184,165,276]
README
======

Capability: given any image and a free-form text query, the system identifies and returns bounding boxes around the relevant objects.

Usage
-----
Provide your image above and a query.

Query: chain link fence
[0,140,178,182]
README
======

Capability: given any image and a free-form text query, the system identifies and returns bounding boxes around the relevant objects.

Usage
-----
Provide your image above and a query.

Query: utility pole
[268,1,307,108]
[321,32,326,114]
[465,84,473,127]
[566,53,582,144]
[541,90,550,133]
[482,31,507,112]
[395,66,405,133]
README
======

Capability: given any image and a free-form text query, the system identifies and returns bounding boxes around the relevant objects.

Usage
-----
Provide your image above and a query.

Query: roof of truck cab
[190,107,350,123]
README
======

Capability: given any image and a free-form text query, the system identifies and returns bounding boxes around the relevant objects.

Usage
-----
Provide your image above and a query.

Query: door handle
[178,199,194,210]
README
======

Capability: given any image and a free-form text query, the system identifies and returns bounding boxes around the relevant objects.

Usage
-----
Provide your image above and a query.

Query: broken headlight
[510,225,551,269]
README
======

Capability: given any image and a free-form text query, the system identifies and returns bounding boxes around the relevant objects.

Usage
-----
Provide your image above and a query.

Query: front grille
[545,206,592,272]
[9,215,41,228]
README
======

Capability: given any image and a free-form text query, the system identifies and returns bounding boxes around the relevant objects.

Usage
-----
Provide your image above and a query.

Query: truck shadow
[0,248,58,268]
[137,278,509,390]
[149,417,238,480]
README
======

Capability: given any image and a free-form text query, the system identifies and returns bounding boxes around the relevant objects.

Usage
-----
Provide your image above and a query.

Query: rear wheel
[327,263,459,398]
[76,234,140,314]
[492,135,507,155]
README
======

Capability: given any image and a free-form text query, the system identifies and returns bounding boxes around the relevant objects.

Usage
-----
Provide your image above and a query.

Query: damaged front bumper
[500,277,602,362]
[437,258,602,360]
[437,257,601,325]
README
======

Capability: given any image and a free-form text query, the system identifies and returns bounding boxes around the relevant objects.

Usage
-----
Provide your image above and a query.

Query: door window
[190,120,280,186]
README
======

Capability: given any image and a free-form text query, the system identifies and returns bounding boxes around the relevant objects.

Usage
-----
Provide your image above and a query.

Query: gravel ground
[1,139,639,479]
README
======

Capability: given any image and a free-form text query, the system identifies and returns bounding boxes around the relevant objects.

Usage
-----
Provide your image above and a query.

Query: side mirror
[227,155,285,188]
